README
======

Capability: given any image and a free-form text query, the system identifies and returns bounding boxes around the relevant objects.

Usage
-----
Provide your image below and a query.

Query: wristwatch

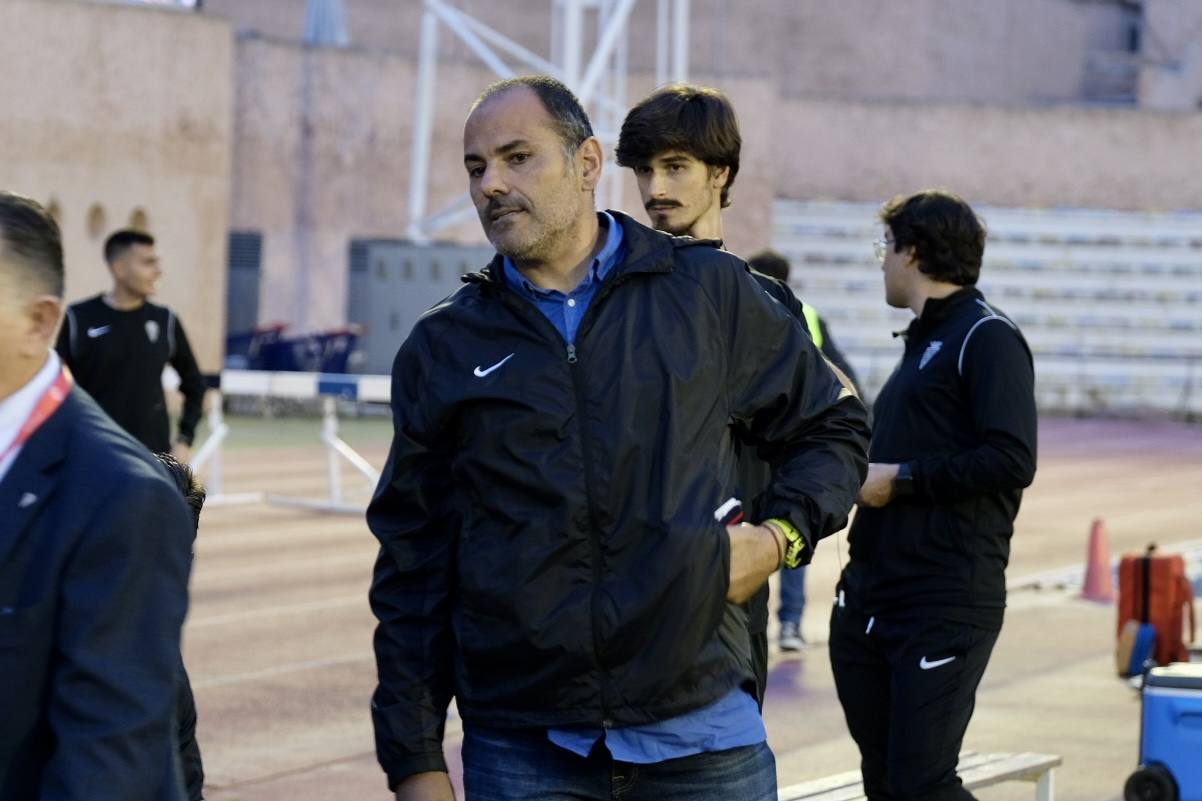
[764,518,806,570]
[894,462,916,498]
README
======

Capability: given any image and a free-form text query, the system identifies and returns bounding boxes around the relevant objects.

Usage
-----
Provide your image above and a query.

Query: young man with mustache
[616,84,859,695]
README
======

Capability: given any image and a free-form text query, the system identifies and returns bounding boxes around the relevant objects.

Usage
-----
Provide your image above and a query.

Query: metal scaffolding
[406,0,691,244]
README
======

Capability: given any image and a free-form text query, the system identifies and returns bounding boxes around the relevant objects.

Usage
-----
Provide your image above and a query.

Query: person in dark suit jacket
[0,191,194,801]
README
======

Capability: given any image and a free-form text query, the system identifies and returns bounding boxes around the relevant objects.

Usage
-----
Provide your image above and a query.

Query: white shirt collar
[0,350,62,483]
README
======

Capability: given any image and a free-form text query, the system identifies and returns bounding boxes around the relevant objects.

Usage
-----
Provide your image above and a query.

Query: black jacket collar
[464,210,678,288]
[903,286,982,341]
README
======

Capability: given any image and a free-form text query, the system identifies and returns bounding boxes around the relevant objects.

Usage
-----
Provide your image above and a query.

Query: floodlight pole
[405,0,690,244]
[407,10,439,241]
[671,0,688,81]
[656,0,669,85]
[562,0,584,86]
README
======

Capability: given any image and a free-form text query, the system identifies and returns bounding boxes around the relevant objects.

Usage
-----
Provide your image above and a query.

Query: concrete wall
[232,38,493,331]
[771,97,1202,212]
[1138,0,1202,111]
[206,0,1134,105]
[0,0,232,371]
[229,31,1202,336]
[231,35,781,332]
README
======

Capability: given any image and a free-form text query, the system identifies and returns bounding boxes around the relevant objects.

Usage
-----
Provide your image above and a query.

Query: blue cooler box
[1127,663,1202,801]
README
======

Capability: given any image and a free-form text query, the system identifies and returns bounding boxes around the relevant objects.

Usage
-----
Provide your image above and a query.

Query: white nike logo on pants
[919,655,957,670]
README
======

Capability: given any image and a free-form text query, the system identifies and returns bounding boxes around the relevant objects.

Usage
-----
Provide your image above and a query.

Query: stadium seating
[772,201,1202,416]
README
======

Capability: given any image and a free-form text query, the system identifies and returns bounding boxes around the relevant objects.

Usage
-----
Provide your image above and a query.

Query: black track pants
[828,603,999,801]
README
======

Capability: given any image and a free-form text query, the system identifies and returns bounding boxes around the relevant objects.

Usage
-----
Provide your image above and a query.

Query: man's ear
[710,165,730,190]
[23,295,63,356]
[577,137,604,192]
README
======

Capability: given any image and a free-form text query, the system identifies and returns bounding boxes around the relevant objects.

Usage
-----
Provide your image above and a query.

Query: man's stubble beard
[492,191,584,264]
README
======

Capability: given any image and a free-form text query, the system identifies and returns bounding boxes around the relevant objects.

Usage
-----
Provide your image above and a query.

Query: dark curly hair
[879,190,985,286]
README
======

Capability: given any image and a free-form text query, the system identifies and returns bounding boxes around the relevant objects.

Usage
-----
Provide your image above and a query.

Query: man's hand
[395,771,455,801]
[857,462,900,508]
[726,524,783,603]
[171,441,192,464]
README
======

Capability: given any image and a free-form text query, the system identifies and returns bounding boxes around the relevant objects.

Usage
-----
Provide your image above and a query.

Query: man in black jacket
[615,84,859,691]
[746,250,861,394]
[830,190,1037,801]
[0,191,193,801]
[56,229,206,460]
[746,249,862,653]
[368,76,869,801]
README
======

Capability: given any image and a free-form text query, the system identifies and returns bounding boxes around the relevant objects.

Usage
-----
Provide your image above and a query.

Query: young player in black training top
[56,229,205,458]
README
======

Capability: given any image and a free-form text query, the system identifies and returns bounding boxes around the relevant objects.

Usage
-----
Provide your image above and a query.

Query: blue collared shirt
[547,687,766,764]
[501,212,624,344]
[503,211,767,762]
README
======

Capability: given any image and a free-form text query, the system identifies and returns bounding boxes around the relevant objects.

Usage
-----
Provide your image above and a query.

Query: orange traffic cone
[1081,518,1115,602]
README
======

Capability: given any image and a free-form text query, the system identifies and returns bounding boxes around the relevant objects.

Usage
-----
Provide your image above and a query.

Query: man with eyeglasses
[831,190,1037,801]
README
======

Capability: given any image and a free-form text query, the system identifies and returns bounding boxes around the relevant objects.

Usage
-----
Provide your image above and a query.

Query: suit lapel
[0,391,71,564]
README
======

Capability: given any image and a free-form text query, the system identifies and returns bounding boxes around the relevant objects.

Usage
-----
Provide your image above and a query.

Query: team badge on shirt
[145,320,160,343]
[919,340,942,370]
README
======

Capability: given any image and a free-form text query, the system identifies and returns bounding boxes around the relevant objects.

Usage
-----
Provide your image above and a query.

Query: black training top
[845,287,1037,628]
[56,295,206,453]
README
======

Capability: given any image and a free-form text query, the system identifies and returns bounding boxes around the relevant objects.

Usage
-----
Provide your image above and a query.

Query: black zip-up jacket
[845,287,1037,628]
[367,212,870,787]
[739,271,854,636]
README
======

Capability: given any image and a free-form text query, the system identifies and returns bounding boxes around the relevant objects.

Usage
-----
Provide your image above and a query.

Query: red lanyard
[0,366,73,466]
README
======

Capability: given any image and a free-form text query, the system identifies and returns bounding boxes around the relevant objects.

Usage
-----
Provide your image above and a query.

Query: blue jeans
[777,565,807,626]
[462,725,777,801]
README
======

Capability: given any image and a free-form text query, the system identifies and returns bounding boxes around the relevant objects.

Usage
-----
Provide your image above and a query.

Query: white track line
[192,551,372,583]
[193,653,373,689]
[188,595,365,628]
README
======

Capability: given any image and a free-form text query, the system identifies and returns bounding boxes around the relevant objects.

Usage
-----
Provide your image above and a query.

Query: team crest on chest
[919,340,942,370]
[145,320,160,343]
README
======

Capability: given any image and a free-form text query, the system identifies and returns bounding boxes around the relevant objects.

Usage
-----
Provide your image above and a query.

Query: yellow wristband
[765,518,806,570]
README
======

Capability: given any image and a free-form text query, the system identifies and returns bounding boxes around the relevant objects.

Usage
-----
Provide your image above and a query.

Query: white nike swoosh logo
[473,353,515,378]
[86,325,111,338]
[919,655,957,670]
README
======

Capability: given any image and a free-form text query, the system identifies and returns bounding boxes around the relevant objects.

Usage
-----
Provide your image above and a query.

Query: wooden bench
[777,751,1062,801]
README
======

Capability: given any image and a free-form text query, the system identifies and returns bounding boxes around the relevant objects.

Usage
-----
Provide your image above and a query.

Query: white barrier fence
[191,370,389,513]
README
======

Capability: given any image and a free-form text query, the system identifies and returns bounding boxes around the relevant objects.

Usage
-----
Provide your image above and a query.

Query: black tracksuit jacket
[844,287,1037,628]
[367,212,870,787]
[740,271,859,637]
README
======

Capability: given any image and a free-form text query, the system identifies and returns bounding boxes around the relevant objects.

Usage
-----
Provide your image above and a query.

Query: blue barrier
[225,326,360,373]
